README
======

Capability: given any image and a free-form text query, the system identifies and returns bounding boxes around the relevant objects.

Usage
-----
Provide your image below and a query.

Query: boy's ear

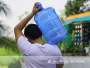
[27,36,31,41]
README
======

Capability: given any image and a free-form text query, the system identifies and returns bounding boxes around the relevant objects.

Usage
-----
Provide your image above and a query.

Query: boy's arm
[14,2,41,42]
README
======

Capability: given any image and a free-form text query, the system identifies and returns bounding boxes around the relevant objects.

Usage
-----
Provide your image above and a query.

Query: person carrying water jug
[14,2,64,68]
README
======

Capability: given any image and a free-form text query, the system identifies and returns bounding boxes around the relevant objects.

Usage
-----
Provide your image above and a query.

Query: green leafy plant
[66,34,81,53]
[8,57,23,68]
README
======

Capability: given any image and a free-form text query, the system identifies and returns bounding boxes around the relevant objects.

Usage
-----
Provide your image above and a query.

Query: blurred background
[0,0,90,68]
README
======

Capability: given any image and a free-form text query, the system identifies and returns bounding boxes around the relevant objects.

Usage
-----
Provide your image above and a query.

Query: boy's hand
[31,2,41,15]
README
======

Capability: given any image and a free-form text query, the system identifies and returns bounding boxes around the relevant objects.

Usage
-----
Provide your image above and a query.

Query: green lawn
[0,48,7,56]
[0,66,8,68]
[0,48,21,56]
[0,48,22,67]
[0,56,22,66]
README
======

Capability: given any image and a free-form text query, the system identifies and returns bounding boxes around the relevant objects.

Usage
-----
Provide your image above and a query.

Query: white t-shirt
[17,36,64,68]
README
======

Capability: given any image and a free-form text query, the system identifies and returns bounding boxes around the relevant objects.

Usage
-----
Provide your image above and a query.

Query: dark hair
[24,24,42,40]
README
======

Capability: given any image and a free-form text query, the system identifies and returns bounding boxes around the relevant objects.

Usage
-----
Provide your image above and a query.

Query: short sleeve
[57,47,64,64]
[17,36,31,56]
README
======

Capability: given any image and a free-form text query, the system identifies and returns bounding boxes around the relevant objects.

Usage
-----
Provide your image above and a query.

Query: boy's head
[24,24,42,40]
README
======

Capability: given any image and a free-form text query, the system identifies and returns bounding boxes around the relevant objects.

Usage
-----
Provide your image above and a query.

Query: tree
[8,60,21,68]
[8,57,22,68]
[65,0,90,17]
[18,11,35,24]
[0,1,21,55]
[65,0,90,33]
[0,1,12,35]
[0,20,4,36]
[59,9,66,20]
[0,36,21,55]
[0,1,11,16]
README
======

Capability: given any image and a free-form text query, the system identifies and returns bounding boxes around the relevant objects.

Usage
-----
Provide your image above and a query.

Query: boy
[14,2,64,68]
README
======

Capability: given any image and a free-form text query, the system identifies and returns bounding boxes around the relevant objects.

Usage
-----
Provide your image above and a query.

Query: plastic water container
[75,34,77,37]
[80,38,81,41]
[77,38,79,41]
[74,38,77,41]
[34,3,68,44]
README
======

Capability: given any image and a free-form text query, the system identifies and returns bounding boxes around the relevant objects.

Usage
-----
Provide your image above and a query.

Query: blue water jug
[80,38,81,41]
[34,3,68,44]
[74,38,77,41]
[77,38,79,41]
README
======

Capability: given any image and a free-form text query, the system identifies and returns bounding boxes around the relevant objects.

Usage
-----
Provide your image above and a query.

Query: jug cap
[36,2,44,11]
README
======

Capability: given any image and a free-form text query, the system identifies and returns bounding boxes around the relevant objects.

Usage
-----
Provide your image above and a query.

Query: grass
[0,48,7,56]
[0,48,22,56]
[0,57,21,68]
[0,48,22,67]
[0,56,22,65]
[0,56,22,68]
[0,66,8,68]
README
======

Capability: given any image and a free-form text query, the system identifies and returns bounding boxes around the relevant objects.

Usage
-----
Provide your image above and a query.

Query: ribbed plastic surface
[34,3,68,45]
